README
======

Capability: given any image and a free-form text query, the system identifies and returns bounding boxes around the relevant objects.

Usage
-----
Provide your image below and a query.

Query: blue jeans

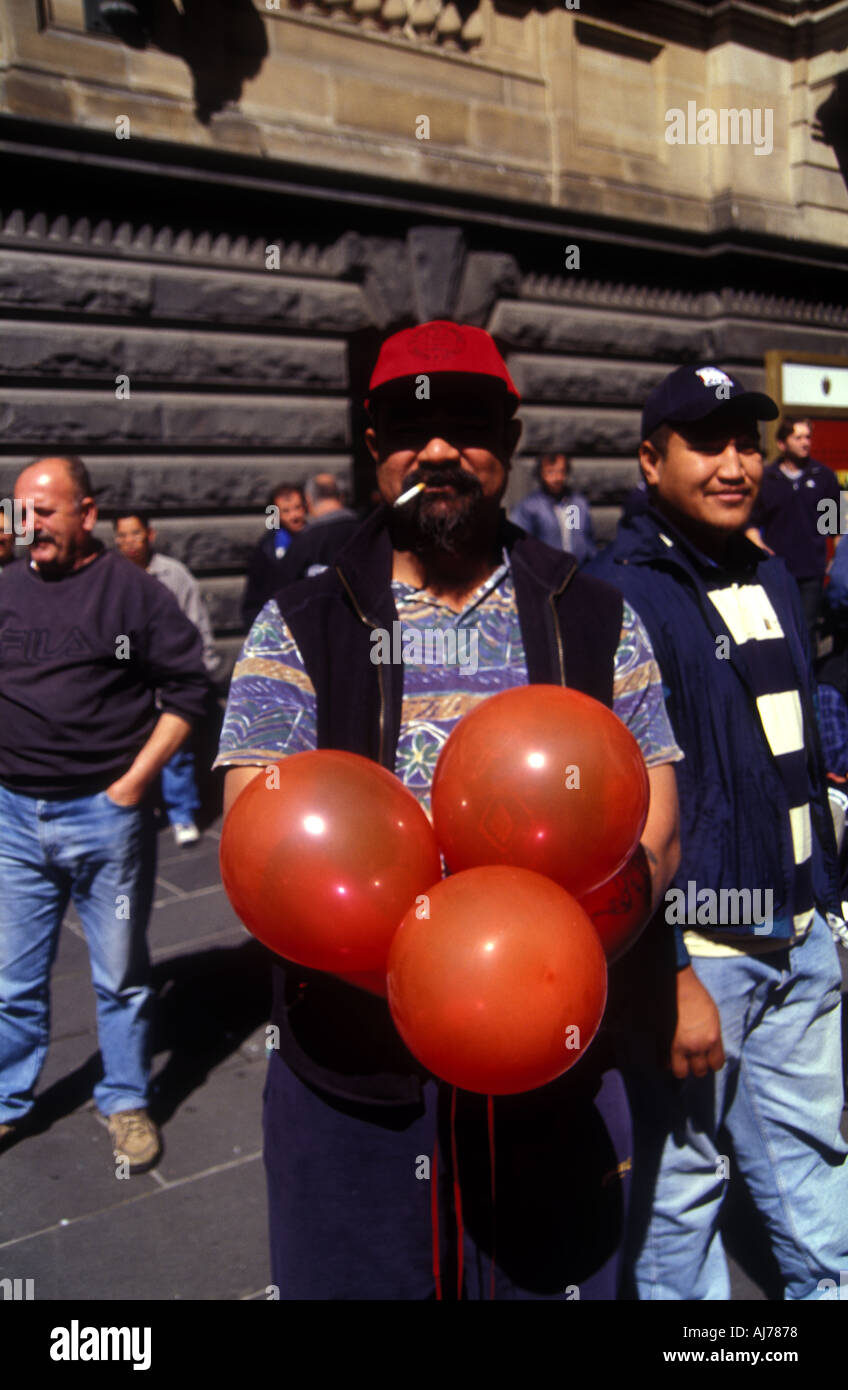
[623,912,848,1300]
[160,745,199,826]
[0,784,157,1123]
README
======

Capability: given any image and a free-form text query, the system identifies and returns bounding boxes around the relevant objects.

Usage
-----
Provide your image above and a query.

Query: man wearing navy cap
[589,364,848,1300]
[215,320,682,1299]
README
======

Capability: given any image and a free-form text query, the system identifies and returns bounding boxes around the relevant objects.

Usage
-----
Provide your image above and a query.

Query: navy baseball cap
[641,365,778,442]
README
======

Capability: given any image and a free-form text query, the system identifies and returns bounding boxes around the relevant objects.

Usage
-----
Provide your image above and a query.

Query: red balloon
[220,751,442,973]
[578,843,653,963]
[431,685,649,897]
[387,866,607,1095]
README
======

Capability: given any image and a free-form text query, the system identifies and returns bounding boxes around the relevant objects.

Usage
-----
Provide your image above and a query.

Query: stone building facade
[1,0,847,674]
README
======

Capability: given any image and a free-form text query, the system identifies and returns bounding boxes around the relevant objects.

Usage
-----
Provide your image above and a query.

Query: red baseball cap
[366,320,520,412]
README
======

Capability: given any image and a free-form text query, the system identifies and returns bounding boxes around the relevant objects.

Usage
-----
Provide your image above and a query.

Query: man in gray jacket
[510,452,597,565]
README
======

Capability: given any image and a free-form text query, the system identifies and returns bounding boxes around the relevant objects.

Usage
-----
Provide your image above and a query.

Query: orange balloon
[431,685,649,897]
[578,843,653,963]
[219,751,442,973]
[387,866,607,1095]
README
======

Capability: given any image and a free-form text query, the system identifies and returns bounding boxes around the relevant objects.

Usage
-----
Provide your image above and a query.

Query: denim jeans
[160,745,199,826]
[0,783,157,1123]
[623,911,848,1300]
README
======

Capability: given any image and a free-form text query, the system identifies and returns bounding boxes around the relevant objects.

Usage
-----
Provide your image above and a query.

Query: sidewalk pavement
[0,813,845,1301]
[0,815,272,1301]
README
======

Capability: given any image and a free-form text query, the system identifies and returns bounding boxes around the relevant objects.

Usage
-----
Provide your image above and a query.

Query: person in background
[272,472,361,585]
[0,457,207,1171]
[746,417,841,644]
[241,484,307,628]
[510,452,597,566]
[114,512,218,847]
[814,540,848,903]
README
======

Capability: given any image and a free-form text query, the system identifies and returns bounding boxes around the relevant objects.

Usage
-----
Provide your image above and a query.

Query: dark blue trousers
[263,1050,632,1300]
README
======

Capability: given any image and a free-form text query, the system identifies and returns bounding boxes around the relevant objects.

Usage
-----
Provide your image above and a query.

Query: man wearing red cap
[215,321,682,1299]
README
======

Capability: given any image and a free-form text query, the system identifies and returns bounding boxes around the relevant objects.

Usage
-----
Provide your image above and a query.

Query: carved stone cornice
[0,207,350,278]
[521,273,848,326]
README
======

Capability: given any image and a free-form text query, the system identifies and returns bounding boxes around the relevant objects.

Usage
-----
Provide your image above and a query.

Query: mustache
[404,465,483,496]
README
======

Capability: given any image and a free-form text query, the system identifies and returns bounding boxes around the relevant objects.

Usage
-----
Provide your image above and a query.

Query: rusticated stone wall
[2,2,848,676]
[2,182,848,679]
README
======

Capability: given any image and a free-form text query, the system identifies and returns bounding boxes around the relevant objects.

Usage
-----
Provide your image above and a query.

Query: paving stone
[150,838,223,895]
[145,890,246,957]
[148,1050,264,1185]
[0,1102,157,1249]
[52,921,92,981]
[0,1157,268,1300]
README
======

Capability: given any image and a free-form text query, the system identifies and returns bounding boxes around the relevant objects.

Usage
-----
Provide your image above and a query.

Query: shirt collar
[392,548,512,618]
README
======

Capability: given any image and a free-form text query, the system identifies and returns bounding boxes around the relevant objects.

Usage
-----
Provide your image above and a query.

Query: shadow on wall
[97,0,269,124]
[813,70,848,193]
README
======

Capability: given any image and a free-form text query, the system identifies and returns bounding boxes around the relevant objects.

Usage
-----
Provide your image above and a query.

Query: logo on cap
[695,367,734,389]
[406,323,466,364]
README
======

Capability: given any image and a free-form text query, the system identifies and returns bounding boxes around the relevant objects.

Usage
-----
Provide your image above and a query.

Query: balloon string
[487,1094,496,1301]
[431,1132,442,1302]
[450,1086,464,1300]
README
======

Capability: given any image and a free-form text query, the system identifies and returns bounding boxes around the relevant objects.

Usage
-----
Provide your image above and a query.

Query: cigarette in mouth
[394,481,426,508]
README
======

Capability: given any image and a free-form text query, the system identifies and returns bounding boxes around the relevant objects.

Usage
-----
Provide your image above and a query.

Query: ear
[81,498,99,532]
[639,442,662,488]
[365,427,381,465]
[148,526,156,544]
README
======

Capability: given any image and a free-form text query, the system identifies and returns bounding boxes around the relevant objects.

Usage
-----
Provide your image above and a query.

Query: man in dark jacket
[0,456,208,1172]
[589,365,848,1300]
[241,483,307,628]
[746,416,841,642]
[216,321,681,1300]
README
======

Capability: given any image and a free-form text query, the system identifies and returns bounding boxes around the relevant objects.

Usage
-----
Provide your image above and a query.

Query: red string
[487,1094,496,1300]
[431,1133,442,1301]
[450,1086,464,1299]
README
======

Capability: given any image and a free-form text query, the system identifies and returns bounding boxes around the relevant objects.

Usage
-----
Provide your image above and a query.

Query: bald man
[0,456,208,1171]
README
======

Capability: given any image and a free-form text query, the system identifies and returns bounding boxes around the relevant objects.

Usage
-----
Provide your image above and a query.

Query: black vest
[269,508,623,1105]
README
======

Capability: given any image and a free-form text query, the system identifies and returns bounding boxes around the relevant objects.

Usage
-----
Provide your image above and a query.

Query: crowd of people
[0,320,846,1300]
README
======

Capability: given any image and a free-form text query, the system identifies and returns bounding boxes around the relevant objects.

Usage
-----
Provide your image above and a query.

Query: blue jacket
[588,508,840,967]
[510,487,597,566]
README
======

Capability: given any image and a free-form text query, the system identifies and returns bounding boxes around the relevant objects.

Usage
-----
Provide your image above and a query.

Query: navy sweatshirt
[0,545,209,797]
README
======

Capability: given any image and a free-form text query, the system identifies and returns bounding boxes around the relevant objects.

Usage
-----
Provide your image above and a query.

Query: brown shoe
[105,1109,161,1173]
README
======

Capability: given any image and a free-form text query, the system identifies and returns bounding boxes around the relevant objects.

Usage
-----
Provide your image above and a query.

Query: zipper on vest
[336,566,387,767]
[548,566,576,685]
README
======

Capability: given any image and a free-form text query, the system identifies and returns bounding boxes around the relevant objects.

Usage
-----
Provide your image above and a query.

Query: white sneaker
[173,822,200,847]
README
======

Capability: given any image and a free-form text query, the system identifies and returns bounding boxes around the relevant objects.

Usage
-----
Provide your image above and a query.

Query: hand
[104,775,146,807]
[668,967,725,1079]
